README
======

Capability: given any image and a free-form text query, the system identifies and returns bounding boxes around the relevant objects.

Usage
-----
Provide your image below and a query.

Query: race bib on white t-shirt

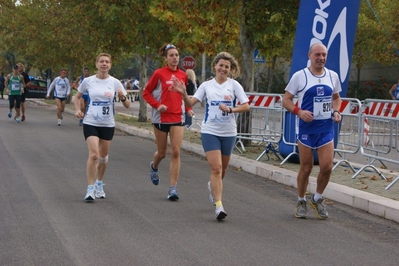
[56,83,67,97]
[209,100,231,123]
[91,101,111,121]
[313,96,332,120]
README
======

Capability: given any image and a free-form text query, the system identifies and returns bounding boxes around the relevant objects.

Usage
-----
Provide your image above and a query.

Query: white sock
[298,196,306,201]
[313,193,322,201]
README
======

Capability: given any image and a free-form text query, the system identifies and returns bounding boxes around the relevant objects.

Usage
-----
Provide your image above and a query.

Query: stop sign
[181,56,196,70]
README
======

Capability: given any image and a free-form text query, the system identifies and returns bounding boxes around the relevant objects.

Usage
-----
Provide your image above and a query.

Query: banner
[279,0,362,162]
[290,0,361,96]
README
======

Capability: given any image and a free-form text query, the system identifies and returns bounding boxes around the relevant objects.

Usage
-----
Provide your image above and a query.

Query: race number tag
[11,82,21,91]
[91,101,111,120]
[313,96,332,120]
[209,100,231,123]
[56,84,67,97]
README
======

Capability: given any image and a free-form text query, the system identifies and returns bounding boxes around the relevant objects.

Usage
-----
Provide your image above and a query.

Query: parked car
[25,78,47,98]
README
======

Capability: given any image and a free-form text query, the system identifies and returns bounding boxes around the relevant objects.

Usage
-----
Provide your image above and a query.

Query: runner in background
[17,63,31,121]
[5,65,26,123]
[73,67,90,126]
[46,68,71,126]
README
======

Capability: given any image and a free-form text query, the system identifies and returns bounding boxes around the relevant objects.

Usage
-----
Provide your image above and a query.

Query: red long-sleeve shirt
[143,66,189,124]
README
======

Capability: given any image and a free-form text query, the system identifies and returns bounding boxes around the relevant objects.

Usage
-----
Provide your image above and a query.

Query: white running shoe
[57,119,61,126]
[95,181,106,199]
[84,185,95,201]
[215,205,227,220]
[207,181,215,206]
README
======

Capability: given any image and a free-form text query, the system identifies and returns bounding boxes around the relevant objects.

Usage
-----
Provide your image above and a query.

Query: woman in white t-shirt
[74,53,130,201]
[173,51,250,220]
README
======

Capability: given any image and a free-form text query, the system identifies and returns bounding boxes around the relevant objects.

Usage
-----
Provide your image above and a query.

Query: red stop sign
[181,56,196,70]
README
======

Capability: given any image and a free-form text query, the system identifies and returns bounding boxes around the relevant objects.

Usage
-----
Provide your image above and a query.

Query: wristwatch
[332,110,340,115]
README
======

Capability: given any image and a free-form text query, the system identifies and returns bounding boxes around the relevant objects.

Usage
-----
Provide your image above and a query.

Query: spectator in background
[0,72,5,99]
[17,63,31,121]
[132,76,140,102]
[185,69,197,129]
[389,79,399,100]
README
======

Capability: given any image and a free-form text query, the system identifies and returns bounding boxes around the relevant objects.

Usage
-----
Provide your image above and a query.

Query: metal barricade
[333,98,362,173]
[279,98,298,166]
[235,93,283,161]
[356,99,399,187]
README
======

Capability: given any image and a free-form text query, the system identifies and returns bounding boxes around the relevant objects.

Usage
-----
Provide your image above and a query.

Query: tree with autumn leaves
[1,0,399,119]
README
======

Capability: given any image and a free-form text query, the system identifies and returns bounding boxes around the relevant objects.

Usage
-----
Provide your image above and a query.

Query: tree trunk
[138,54,148,122]
[238,16,254,146]
[267,55,277,93]
[66,62,75,104]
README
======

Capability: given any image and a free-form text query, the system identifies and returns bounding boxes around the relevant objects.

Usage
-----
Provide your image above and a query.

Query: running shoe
[215,205,227,220]
[14,116,20,123]
[149,161,159,185]
[310,196,329,219]
[95,181,106,199]
[295,200,308,219]
[207,181,215,206]
[167,186,179,201]
[7,111,11,118]
[21,115,25,121]
[57,119,61,126]
[84,185,95,201]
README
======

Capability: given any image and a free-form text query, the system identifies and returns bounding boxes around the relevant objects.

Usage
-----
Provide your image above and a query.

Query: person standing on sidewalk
[282,43,342,219]
[5,65,26,123]
[0,72,5,99]
[184,69,196,129]
[389,79,399,100]
[142,43,189,201]
[46,68,71,126]
[73,67,90,126]
[17,63,31,121]
[74,53,130,201]
[172,51,250,220]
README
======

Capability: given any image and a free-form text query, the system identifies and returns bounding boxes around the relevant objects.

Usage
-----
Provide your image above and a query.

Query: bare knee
[170,147,181,160]
[210,164,222,176]
[299,164,313,177]
[89,154,99,162]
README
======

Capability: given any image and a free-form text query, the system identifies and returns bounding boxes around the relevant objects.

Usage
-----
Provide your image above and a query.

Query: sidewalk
[32,99,399,223]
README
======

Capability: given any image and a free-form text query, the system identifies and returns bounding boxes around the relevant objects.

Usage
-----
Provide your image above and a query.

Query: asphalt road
[1,99,399,266]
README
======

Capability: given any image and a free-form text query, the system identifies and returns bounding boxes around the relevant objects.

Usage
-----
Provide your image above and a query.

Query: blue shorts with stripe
[297,132,334,149]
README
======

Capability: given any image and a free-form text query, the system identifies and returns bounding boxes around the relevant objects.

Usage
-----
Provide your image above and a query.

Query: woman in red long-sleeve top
[142,43,189,201]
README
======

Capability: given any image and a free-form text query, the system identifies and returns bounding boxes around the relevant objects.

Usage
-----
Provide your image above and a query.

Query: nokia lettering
[279,0,361,162]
